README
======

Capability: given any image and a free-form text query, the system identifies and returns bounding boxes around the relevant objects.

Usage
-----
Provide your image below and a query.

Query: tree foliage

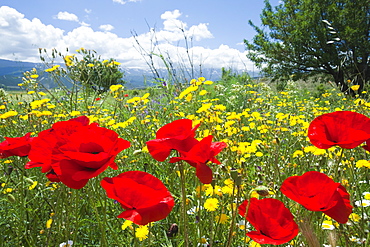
[246,0,370,94]
[65,48,125,93]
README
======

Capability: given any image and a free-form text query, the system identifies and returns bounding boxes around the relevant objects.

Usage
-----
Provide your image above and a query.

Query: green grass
[0,77,369,247]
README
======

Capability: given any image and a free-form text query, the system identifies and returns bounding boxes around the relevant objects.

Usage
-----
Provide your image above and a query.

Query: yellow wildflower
[322,220,335,230]
[121,220,133,230]
[70,111,81,116]
[351,85,360,91]
[293,150,304,158]
[215,214,229,224]
[45,65,60,72]
[46,219,53,229]
[364,193,370,200]
[30,99,50,109]
[197,103,212,113]
[110,84,123,92]
[3,188,13,194]
[185,93,193,102]
[205,185,222,196]
[204,198,219,211]
[28,181,38,190]
[249,241,261,247]
[221,185,234,195]
[179,85,198,99]
[356,160,370,168]
[135,225,149,241]
[64,55,75,66]
[204,80,213,85]
[0,110,18,119]
[349,213,361,222]
[199,90,207,96]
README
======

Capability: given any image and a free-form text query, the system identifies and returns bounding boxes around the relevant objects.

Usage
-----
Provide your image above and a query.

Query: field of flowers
[0,74,369,247]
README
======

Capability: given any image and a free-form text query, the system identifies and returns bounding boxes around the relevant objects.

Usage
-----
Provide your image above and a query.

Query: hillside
[0,58,255,90]
[0,59,41,89]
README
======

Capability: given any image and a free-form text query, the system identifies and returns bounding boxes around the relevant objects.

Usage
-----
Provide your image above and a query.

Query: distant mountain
[0,59,42,89]
[0,58,258,90]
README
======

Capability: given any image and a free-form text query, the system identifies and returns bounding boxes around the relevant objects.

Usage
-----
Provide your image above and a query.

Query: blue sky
[0,0,280,71]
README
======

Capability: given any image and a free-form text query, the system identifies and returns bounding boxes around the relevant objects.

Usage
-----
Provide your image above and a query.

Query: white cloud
[112,0,141,4]
[80,21,90,27]
[161,9,182,20]
[55,11,79,22]
[0,6,65,61]
[0,6,253,72]
[99,24,114,32]
[84,9,92,14]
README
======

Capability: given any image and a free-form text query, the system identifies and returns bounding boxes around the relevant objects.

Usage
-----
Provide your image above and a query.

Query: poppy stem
[178,162,190,247]
[225,174,241,247]
[87,183,108,247]
[332,148,345,179]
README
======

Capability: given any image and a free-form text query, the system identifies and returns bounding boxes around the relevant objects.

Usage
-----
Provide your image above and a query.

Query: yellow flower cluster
[0,110,18,119]
[45,65,61,72]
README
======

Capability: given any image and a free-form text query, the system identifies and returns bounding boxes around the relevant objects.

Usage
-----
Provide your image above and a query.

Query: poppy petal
[322,185,353,223]
[281,171,352,223]
[196,163,213,184]
[101,171,174,225]
[238,198,299,245]
[308,111,370,149]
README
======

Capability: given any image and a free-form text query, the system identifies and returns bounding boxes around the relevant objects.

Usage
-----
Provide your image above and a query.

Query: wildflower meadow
[0,50,369,247]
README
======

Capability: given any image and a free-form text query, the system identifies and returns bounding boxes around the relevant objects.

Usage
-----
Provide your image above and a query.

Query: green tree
[65,48,125,93]
[245,0,369,94]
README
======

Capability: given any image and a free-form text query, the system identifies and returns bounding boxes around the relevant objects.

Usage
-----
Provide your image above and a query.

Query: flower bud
[7,194,16,203]
[254,186,270,197]
[167,223,178,237]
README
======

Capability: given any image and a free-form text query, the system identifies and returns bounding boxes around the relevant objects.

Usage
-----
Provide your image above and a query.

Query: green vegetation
[245,0,370,94]
[0,73,369,246]
[0,3,369,244]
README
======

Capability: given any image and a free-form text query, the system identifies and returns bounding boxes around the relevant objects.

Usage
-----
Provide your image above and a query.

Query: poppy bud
[167,223,178,237]
[254,186,270,197]
[7,194,15,203]
[235,175,242,186]
[211,179,217,188]
[230,169,238,181]
[6,166,13,175]
[24,177,34,185]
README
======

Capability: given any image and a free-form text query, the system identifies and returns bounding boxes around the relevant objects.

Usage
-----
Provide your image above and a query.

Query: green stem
[87,182,107,247]
[197,180,203,245]
[332,148,344,179]
[178,162,189,247]
[225,184,239,247]
[209,211,214,246]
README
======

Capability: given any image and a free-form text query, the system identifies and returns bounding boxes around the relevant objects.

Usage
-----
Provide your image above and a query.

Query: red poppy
[308,111,370,149]
[169,135,227,184]
[26,116,130,189]
[0,132,34,158]
[146,119,200,161]
[101,171,174,225]
[26,116,92,174]
[280,171,352,224]
[238,198,299,245]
